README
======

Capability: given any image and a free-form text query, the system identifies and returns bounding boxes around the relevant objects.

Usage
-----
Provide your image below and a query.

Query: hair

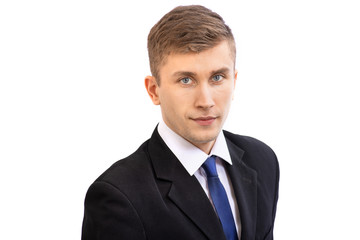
[147,5,236,85]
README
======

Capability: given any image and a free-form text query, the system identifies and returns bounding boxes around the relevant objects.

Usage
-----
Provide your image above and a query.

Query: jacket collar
[225,132,258,240]
[148,127,226,240]
[148,127,258,240]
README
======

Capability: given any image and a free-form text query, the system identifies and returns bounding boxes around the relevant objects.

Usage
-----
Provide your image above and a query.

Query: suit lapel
[225,137,258,240]
[148,128,226,240]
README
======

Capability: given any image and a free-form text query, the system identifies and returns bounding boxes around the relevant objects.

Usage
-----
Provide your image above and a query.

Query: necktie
[202,155,238,240]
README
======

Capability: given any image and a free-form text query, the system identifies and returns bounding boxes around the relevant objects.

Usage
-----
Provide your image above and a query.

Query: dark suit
[82,127,279,240]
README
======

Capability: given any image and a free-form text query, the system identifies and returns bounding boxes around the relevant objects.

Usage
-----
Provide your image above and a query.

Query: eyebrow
[210,67,231,76]
[172,71,197,78]
[172,67,231,78]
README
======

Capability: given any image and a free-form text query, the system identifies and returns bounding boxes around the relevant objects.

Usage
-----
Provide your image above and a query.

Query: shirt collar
[157,119,232,176]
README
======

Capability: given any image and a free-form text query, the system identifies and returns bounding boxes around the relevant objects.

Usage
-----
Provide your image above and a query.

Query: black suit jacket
[82,128,279,240]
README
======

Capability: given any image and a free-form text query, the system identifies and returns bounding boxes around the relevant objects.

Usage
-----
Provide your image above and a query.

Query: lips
[192,116,217,126]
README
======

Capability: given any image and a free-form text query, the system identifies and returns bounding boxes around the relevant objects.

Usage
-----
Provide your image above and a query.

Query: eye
[212,75,223,82]
[180,77,192,84]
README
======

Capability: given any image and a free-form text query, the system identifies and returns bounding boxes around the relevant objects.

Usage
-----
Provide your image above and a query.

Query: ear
[145,76,160,105]
[232,69,238,100]
[234,69,238,88]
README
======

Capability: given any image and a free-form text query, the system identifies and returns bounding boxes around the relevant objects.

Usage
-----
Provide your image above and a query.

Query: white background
[1,0,359,239]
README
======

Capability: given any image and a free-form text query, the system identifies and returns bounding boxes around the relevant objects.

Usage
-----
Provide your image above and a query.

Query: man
[82,5,279,240]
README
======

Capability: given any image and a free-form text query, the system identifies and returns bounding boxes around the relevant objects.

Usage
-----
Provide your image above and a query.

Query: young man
[82,5,279,240]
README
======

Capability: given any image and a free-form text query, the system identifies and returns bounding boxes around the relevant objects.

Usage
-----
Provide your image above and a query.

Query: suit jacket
[82,128,279,240]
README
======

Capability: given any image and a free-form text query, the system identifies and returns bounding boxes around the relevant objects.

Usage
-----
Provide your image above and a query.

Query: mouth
[191,116,217,126]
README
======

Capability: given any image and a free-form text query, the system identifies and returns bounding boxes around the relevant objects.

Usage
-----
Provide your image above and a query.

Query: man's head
[147,5,236,85]
[145,5,237,154]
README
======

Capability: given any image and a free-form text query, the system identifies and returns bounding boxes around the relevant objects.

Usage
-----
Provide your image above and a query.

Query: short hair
[147,5,236,85]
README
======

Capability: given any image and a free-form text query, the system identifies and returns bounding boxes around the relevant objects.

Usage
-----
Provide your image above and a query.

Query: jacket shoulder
[94,140,153,188]
[224,130,276,154]
[223,130,279,172]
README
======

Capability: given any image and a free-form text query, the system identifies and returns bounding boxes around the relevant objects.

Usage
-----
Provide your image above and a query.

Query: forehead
[159,41,235,77]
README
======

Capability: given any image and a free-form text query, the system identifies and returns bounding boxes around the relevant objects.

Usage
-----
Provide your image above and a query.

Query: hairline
[155,39,236,86]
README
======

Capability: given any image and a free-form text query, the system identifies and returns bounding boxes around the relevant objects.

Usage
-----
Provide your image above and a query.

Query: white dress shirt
[157,119,241,238]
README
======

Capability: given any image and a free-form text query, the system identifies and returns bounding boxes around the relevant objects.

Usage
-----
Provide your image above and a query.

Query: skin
[145,40,237,154]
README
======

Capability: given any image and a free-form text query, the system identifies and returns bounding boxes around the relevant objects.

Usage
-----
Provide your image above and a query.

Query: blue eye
[180,77,192,84]
[212,75,223,81]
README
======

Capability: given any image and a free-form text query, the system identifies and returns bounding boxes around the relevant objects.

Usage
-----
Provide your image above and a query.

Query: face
[145,41,237,153]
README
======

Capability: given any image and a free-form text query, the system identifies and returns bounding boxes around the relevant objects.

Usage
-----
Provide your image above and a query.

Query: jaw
[181,119,224,154]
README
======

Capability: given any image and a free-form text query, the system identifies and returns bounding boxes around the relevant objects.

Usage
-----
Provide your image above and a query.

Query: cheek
[215,87,234,105]
[160,91,186,116]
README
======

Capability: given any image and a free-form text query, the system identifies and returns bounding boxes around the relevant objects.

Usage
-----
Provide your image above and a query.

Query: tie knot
[202,155,218,177]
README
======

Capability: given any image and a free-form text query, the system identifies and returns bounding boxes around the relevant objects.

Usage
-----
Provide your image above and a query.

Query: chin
[188,130,219,144]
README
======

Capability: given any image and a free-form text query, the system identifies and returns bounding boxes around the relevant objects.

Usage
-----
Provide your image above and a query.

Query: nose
[195,83,215,109]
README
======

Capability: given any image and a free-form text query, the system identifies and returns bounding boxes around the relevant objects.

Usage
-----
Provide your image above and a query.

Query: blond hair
[147,5,236,84]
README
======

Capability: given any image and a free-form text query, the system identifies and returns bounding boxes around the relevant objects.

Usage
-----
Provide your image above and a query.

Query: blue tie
[202,155,238,240]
